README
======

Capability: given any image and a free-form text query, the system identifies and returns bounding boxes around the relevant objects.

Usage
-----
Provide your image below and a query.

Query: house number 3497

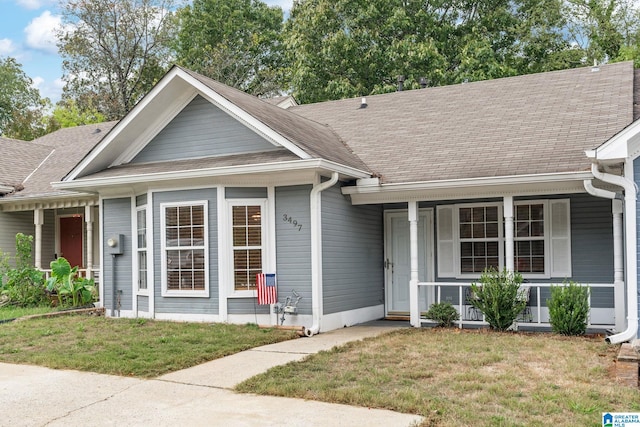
[282,214,303,231]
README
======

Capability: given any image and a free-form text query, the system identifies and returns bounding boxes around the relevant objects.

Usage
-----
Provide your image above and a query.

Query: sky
[0,0,293,103]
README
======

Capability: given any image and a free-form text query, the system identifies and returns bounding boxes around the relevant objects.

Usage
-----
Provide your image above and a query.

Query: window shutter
[437,205,455,277]
[549,199,572,278]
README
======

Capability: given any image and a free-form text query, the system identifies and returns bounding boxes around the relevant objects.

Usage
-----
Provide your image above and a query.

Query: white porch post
[409,201,420,327]
[34,208,44,269]
[612,199,625,332]
[85,205,94,279]
[503,196,514,271]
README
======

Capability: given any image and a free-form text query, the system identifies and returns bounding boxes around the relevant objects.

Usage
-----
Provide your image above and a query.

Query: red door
[59,216,84,268]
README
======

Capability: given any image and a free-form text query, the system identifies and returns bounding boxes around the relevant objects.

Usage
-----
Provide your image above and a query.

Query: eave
[342,171,595,204]
[53,159,370,195]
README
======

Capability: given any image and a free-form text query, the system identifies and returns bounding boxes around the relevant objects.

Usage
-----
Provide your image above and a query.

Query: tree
[173,0,284,96]
[57,0,179,120]
[283,0,587,104]
[48,100,106,129]
[0,57,48,140]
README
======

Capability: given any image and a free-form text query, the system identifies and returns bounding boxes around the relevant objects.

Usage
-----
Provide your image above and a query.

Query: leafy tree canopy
[57,0,179,120]
[0,57,49,140]
[173,0,284,96]
[283,0,582,104]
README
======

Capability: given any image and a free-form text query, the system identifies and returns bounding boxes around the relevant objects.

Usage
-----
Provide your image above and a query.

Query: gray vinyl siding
[136,194,147,207]
[132,96,278,164]
[153,188,218,314]
[228,298,270,315]
[137,295,149,312]
[102,198,133,312]
[226,187,268,199]
[275,185,312,315]
[41,211,56,267]
[322,185,384,314]
[0,211,34,263]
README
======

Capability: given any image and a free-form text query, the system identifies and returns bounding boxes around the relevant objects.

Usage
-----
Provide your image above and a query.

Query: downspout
[588,162,638,344]
[303,172,339,337]
[583,180,625,333]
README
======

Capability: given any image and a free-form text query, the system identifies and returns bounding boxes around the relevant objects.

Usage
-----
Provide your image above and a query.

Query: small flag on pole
[257,273,277,305]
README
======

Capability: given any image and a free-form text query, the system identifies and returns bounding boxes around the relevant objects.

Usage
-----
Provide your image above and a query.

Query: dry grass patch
[0,314,297,377]
[236,328,640,426]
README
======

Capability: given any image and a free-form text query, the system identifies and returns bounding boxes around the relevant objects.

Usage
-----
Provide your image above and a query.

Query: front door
[385,210,434,315]
[59,216,84,268]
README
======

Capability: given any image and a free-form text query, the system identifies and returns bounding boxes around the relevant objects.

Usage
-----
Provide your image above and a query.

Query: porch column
[34,208,44,269]
[503,196,514,271]
[409,201,420,327]
[612,199,625,332]
[85,205,93,279]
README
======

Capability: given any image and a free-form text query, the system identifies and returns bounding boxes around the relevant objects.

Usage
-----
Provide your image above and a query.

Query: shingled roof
[290,62,635,184]
[0,137,52,189]
[1,122,117,200]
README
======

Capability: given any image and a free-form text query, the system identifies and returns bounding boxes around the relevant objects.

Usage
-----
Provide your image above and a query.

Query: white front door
[385,209,434,315]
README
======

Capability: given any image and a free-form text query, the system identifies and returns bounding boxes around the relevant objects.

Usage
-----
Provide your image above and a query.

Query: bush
[0,234,46,307]
[425,302,460,327]
[548,282,590,336]
[470,268,526,331]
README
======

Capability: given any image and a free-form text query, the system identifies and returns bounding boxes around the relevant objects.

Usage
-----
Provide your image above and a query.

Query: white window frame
[160,200,209,297]
[227,198,268,297]
[449,200,558,279]
[513,200,550,279]
[455,202,504,279]
[135,205,149,295]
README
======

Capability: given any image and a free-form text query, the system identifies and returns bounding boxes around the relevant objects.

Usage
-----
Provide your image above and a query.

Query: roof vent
[360,97,368,109]
[419,77,428,89]
[591,59,600,72]
[397,75,405,92]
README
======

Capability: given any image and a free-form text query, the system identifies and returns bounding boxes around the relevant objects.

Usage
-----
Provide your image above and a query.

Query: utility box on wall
[106,234,125,255]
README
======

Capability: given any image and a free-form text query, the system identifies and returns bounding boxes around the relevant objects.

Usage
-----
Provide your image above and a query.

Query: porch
[416,281,616,330]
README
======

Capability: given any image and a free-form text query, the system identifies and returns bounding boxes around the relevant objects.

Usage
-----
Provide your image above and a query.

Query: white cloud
[33,76,64,102]
[24,11,62,54]
[31,76,44,89]
[16,0,51,10]
[0,38,16,55]
[264,0,293,11]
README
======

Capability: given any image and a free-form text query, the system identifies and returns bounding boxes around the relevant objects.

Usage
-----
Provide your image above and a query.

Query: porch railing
[40,268,100,286]
[416,281,615,329]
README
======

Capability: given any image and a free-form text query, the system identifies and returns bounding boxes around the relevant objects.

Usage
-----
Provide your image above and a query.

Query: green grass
[236,328,640,427]
[0,305,56,321]
[0,314,297,377]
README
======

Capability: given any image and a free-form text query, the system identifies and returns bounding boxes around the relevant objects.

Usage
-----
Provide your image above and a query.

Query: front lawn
[236,328,640,426]
[0,314,297,377]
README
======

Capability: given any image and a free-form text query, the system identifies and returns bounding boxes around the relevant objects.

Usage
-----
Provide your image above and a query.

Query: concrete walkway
[0,325,423,427]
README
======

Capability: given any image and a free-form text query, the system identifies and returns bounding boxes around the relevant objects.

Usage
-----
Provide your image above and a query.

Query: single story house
[3,61,640,342]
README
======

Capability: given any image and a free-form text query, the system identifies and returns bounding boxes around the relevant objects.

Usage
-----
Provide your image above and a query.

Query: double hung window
[161,202,208,296]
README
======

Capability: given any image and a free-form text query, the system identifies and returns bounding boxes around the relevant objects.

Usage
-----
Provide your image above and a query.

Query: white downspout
[589,162,638,344]
[583,180,626,332]
[304,172,339,337]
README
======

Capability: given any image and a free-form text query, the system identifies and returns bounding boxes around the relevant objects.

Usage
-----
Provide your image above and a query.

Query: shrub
[425,302,460,327]
[0,233,46,307]
[470,268,526,331]
[548,282,590,336]
[45,257,95,307]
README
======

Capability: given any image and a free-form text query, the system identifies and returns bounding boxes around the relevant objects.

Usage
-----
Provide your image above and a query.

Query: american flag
[256,273,277,305]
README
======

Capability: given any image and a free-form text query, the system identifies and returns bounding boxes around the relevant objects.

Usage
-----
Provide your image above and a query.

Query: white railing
[416,281,615,329]
[41,268,100,285]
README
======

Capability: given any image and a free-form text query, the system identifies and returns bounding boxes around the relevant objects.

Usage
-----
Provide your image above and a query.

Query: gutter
[586,159,638,344]
[303,172,339,337]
